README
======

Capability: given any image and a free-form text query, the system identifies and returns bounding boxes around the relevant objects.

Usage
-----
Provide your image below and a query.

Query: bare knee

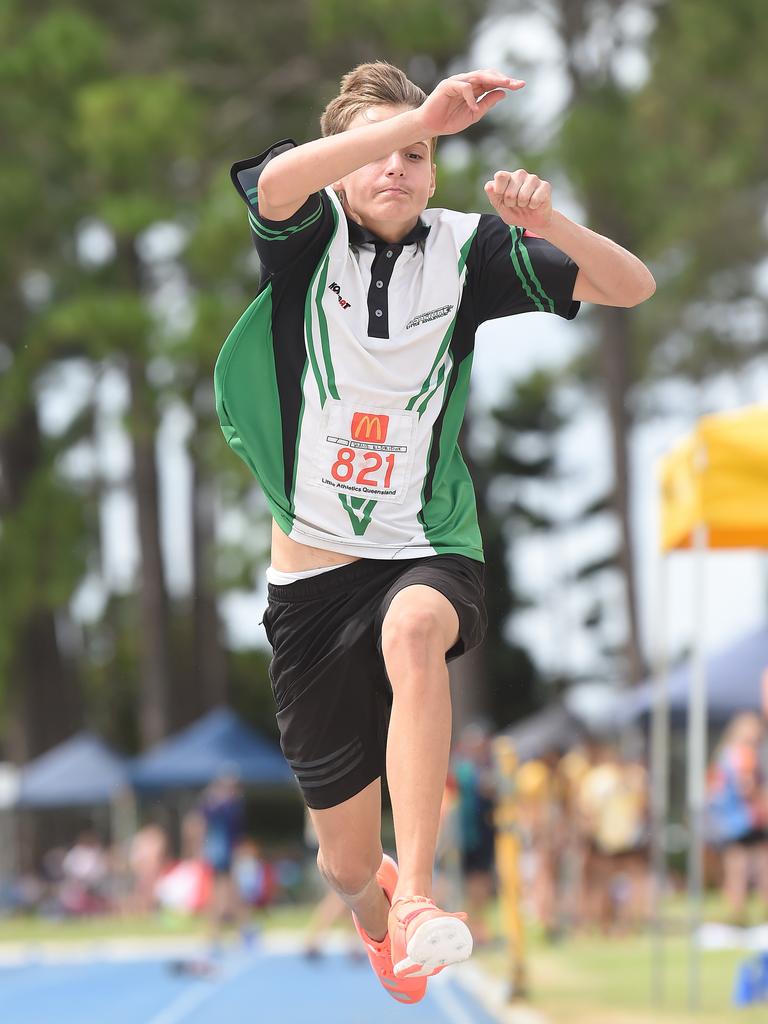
[317,848,380,897]
[380,605,448,667]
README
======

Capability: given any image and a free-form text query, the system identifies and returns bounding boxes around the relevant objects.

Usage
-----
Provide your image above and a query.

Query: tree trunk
[597,304,644,684]
[552,0,646,686]
[126,354,174,744]
[0,404,81,761]
[117,239,175,743]
[8,611,80,761]
[191,448,227,711]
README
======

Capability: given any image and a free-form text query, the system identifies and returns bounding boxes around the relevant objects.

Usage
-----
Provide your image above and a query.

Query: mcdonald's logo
[351,412,389,442]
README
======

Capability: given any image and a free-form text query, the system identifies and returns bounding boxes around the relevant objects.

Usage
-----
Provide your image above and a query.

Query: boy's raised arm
[257,70,524,222]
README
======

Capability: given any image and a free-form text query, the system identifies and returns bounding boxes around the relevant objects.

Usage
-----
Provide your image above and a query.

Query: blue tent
[617,624,768,725]
[500,704,588,761]
[16,733,131,807]
[130,707,295,789]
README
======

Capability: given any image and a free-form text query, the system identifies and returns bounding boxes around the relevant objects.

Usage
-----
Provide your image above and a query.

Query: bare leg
[464,870,494,944]
[380,585,459,907]
[304,890,348,952]
[723,843,748,923]
[754,842,768,911]
[207,874,234,949]
[309,778,390,941]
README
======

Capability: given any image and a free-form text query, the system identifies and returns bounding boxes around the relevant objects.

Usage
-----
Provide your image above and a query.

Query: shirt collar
[346,215,430,248]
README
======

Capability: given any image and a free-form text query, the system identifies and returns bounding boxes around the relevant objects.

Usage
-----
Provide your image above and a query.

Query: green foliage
[309,0,487,58]
[76,75,202,235]
[0,467,89,680]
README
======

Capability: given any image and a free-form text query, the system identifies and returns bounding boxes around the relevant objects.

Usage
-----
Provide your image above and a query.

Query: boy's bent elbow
[616,267,656,307]
[254,170,307,223]
[254,170,280,211]
[630,269,656,306]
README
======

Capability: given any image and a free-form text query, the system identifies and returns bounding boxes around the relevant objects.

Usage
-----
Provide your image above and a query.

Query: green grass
[476,923,767,1024]
[0,904,314,944]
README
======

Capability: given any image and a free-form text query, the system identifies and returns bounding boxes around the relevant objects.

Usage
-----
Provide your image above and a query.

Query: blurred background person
[127,821,168,916]
[707,711,768,926]
[576,745,649,934]
[232,837,275,946]
[303,888,355,961]
[558,743,594,932]
[59,829,110,916]
[198,773,246,953]
[516,749,568,941]
[452,722,497,947]
[433,772,463,912]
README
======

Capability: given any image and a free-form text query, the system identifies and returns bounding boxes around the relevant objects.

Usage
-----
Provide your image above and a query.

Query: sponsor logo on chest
[327,281,352,309]
[351,411,389,443]
[405,304,454,330]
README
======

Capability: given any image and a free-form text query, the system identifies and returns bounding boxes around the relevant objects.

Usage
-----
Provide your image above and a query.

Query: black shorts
[262,554,487,810]
[729,828,768,848]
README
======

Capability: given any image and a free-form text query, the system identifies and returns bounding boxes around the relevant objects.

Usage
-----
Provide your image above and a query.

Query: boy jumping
[215,61,655,1004]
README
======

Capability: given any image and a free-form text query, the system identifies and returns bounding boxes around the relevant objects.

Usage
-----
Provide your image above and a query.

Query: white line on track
[429,976,483,1024]
[144,955,253,1024]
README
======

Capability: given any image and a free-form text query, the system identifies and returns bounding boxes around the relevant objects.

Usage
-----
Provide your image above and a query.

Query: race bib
[311,401,416,505]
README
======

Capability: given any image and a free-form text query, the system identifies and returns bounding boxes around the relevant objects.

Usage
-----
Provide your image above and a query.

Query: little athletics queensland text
[321,476,397,498]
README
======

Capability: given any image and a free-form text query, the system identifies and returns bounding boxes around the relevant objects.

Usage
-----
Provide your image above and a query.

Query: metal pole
[687,521,708,1011]
[650,551,670,1005]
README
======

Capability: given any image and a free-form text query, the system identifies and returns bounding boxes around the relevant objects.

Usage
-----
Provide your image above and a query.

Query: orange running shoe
[389,895,473,979]
[352,854,427,1005]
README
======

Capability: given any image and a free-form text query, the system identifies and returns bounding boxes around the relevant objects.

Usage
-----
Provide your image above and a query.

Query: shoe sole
[393,916,474,978]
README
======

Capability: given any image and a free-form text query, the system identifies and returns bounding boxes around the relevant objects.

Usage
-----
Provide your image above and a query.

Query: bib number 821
[331,447,395,489]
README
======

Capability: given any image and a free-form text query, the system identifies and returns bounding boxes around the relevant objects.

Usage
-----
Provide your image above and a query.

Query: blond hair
[320,61,436,157]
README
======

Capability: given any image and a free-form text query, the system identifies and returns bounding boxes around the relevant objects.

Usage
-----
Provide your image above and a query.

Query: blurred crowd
[0,774,298,953]
[456,708,768,941]
[4,710,768,949]
[514,740,651,938]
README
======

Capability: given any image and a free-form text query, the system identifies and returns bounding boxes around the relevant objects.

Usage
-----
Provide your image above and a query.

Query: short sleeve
[231,139,334,277]
[467,213,580,326]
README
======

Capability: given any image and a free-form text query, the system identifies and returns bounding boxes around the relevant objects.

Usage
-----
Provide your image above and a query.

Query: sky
[39,6,768,713]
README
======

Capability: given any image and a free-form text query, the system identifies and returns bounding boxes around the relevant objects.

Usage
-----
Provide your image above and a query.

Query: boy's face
[333,104,436,238]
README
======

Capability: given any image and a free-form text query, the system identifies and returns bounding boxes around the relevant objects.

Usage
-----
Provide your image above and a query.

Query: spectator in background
[576,746,648,934]
[452,722,496,947]
[199,773,246,952]
[760,669,768,788]
[433,773,463,912]
[59,829,110,915]
[128,822,168,915]
[516,749,567,941]
[232,838,276,946]
[558,742,594,931]
[707,711,768,925]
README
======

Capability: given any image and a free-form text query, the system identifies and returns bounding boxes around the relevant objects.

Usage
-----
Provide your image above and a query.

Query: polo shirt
[214,140,580,561]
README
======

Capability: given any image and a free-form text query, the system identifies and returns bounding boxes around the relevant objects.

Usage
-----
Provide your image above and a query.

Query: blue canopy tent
[617,624,768,726]
[500,704,588,762]
[16,732,131,807]
[130,707,295,790]
[13,734,136,872]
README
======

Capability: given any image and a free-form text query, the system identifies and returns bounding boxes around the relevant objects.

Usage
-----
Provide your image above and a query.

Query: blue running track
[0,947,501,1024]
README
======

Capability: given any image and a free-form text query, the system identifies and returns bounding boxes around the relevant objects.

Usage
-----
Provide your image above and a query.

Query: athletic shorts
[262,554,487,810]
